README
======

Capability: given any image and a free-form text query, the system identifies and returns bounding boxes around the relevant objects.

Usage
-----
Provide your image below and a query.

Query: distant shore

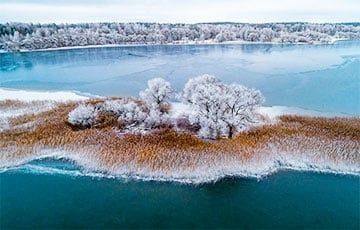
[0,38,348,54]
[2,22,358,53]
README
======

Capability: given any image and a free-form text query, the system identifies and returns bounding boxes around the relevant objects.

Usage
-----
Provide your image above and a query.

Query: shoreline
[1,154,359,184]
[1,143,359,184]
[0,38,349,54]
[1,136,359,184]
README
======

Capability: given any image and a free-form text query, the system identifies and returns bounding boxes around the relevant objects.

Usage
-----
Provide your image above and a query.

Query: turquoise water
[1,159,359,229]
[1,41,360,228]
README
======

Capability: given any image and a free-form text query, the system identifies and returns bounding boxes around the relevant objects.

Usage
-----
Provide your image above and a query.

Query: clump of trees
[101,98,148,127]
[182,75,264,139]
[68,75,263,139]
[68,77,173,132]
[1,22,359,51]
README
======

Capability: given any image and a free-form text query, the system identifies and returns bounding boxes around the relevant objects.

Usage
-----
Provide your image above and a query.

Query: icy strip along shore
[1,145,358,184]
[0,89,359,184]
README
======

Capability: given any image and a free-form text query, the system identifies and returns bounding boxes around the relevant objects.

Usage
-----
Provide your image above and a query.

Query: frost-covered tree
[182,75,226,139]
[140,77,173,128]
[182,74,221,104]
[140,77,173,111]
[68,104,98,128]
[221,84,264,138]
[118,101,147,126]
[66,78,175,131]
[182,75,264,139]
[101,99,147,126]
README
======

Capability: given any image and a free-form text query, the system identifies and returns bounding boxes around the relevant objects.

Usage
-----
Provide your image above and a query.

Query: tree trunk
[228,125,234,139]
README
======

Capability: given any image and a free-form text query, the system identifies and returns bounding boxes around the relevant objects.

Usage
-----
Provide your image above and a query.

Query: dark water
[1,170,359,229]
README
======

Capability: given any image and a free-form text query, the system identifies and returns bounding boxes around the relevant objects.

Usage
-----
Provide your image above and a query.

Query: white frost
[68,104,98,127]
[181,74,264,139]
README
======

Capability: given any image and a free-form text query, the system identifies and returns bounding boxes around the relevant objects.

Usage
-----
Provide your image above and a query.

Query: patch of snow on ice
[0,88,89,102]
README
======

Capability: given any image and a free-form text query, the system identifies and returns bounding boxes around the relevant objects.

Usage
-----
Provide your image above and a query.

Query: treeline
[1,22,359,51]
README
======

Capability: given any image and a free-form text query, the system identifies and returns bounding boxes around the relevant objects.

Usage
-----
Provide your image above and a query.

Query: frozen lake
[1,41,359,115]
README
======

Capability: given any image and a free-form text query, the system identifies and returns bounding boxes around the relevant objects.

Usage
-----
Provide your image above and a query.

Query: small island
[1,75,358,183]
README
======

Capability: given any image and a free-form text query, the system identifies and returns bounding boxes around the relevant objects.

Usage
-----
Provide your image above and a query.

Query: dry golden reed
[1,101,359,173]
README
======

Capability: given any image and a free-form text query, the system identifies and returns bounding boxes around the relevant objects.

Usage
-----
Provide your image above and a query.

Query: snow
[256,106,349,120]
[170,102,194,118]
[0,88,89,102]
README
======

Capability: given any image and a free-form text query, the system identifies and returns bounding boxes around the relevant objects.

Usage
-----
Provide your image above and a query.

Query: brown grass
[1,101,359,172]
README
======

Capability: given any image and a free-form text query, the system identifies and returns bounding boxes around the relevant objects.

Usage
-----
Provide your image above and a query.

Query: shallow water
[1,41,360,228]
[1,41,359,114]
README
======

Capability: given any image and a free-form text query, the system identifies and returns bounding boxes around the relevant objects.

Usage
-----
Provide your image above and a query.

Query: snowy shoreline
[0,38,348,54]
[1,148,359,184]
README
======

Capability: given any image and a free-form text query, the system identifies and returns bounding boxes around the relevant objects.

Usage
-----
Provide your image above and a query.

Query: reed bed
[1,101,359,177]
